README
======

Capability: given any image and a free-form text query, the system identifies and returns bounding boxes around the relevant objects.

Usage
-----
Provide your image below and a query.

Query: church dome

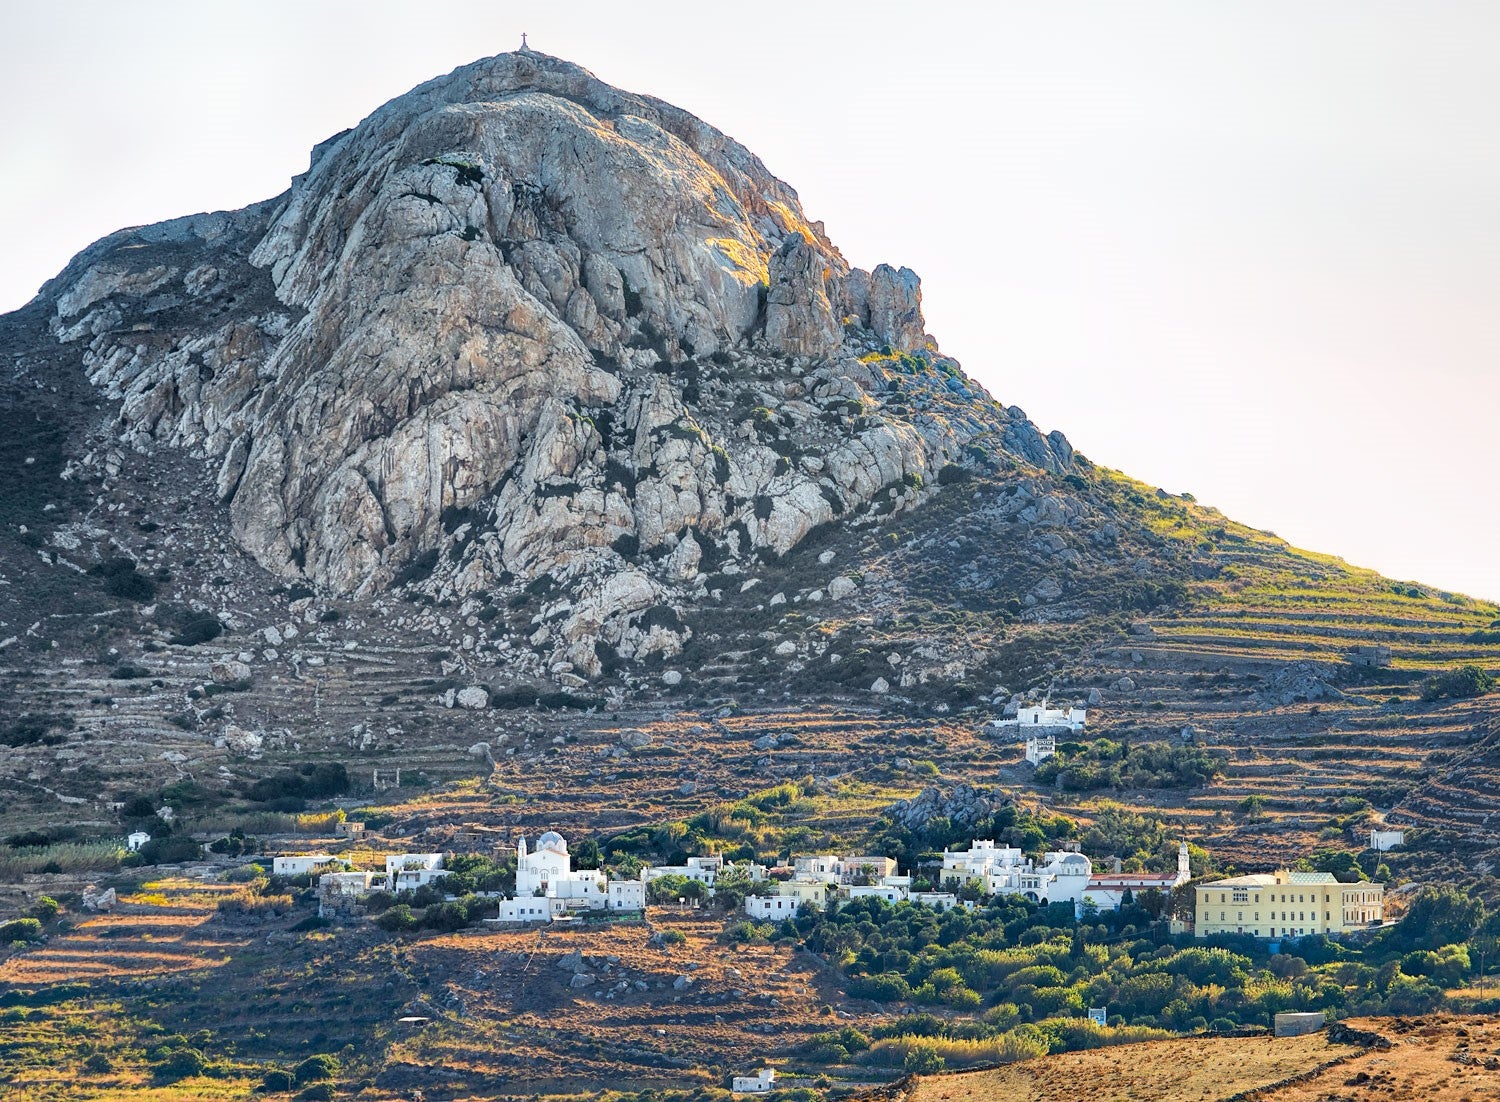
[536,830,568,854]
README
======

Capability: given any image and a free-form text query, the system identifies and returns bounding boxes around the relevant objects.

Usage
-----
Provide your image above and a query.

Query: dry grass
[904,1016,1500,1102]
[906,1030,1339,1102]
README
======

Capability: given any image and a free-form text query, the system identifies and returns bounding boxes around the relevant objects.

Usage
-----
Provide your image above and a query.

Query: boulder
[210,659,252,684]
[456,686,489,710]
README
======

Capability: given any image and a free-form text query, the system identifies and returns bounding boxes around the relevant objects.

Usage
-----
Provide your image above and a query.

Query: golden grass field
[905,1016,1500,1102]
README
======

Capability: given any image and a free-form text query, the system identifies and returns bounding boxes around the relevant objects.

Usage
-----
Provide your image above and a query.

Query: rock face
[33,50,1073,678]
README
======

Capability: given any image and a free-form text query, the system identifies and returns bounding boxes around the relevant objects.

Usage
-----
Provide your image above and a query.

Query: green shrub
[170,617,224,646]
[293,1054,339,1083]
[151,1047,206,1081]
[902,1043,945,1074]
[0,918,43,942]
[259,1069,295,1092]
[373,904,418,933]
[1421,664,1495,702]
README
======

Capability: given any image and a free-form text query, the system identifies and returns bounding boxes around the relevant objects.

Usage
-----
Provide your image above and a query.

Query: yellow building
[1194,870,1383,940]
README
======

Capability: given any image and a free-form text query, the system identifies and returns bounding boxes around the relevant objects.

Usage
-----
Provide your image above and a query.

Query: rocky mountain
[27,48,1070,685]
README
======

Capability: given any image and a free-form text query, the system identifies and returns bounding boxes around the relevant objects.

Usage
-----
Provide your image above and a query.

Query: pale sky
[3,2,1497,601]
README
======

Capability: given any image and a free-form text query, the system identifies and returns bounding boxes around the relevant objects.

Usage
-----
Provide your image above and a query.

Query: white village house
[385,853,449,890]
[940,840,1094,905]
[516,832,605,903]
[1025,733,1057,765]
[608,879,647,912]
[731,1069,776,1094]
[126,831,151,852]
[274,854,347,877]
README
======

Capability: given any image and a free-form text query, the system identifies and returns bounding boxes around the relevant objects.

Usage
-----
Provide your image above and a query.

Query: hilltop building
[607,879,646,912]
[790,854,898,885]
[1368,829,1404,852]
[1194,870,1384,939]
[641,854,767,893]
[489,832,620,923]
[992,703,1087,734]
[745,877,829,920]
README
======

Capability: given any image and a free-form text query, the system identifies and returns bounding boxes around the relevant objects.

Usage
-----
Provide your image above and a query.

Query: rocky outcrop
[886,784,997,832]
[35,49,1073,680]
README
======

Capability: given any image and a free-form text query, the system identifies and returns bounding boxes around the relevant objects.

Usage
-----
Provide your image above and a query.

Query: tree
[646,874,706,905]
[1390,888,1484,953]
[709,866,756,911]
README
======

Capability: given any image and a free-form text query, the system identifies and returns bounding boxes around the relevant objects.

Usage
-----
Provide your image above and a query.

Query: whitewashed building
[1025,733,1057,765]
[516,832,605,902]
[492,896,563,923]
[274,854,345,877]
[1083,843,1191,911]
[745,894,805,921]
[1368,829,1405,852]
[847,883,906,904]
[732,1069,776,1094]
[641,856,766,893]
[607,879,646,913]
[993,703,1087,733]
[910,891,960,911]
[126,831,151,852]
[744,876,829,919]
[941,841,1094,905]
[385,853,449,890]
